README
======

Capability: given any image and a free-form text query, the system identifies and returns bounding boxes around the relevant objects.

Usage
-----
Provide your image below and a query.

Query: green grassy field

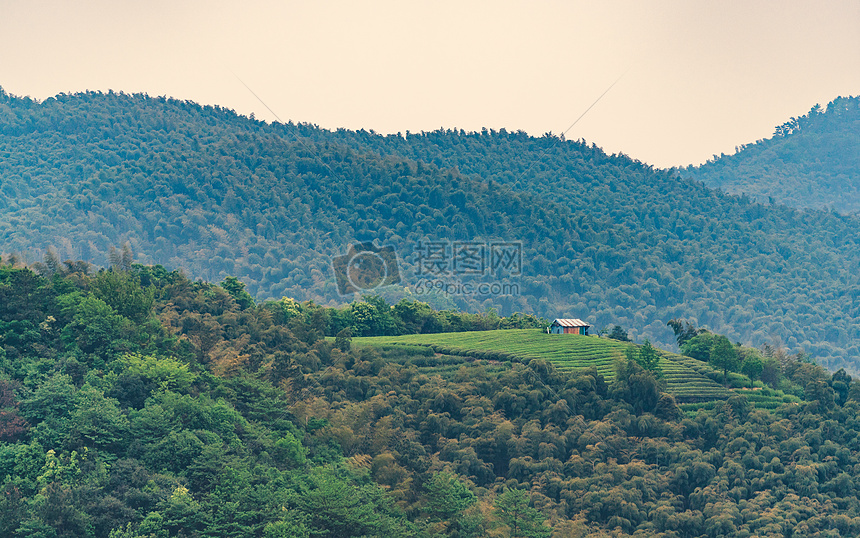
[352,330,806,412]
[354,329,738,403]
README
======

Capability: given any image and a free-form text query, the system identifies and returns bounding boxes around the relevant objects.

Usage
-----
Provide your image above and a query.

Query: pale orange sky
[1,0,858,168]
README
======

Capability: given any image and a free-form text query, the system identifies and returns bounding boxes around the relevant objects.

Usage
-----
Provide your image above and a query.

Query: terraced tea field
[354,329,736,403]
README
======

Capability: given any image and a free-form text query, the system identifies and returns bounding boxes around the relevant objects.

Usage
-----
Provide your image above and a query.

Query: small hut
[550,318,590,335]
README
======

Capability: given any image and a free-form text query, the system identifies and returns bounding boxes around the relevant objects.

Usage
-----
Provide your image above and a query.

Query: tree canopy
[689,96,860,213]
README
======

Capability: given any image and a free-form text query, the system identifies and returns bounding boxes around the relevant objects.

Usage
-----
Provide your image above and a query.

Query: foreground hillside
[3,260,860,536]
[2,89,860,372]
[688,96,860,213]
[354,330,810,411]
[356,330,733,397]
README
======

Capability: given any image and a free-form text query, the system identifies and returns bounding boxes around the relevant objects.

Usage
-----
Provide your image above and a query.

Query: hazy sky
[1,1,858,168]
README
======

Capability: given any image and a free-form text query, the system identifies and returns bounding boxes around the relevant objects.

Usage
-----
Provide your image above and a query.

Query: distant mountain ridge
[687,96,860,213]
[2,88,860,372]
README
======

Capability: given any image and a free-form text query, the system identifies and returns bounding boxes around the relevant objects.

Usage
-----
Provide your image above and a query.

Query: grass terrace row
[354,330,738,404]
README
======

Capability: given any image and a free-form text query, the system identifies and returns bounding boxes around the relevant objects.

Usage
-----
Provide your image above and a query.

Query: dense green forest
[2,88,860,373]
[3,260,860,537]
[687,96,860,213]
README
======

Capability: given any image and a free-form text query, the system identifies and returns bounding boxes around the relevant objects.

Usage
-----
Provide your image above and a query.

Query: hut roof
[551,318,590,327]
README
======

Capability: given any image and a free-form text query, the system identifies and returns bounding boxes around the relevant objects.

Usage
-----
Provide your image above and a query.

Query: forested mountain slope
[1,89,860,372]
[687,96,860,213]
